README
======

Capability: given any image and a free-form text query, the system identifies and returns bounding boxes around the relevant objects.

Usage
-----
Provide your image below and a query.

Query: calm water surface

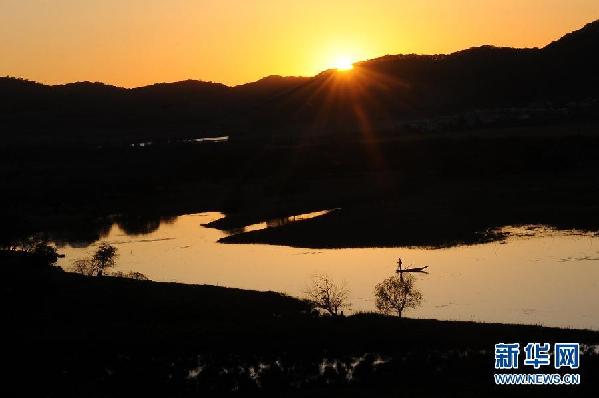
[56,212,599,330]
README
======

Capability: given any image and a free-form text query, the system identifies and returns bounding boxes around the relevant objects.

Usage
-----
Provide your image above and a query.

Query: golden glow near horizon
[1,0,598,87]
[333,56,354,71]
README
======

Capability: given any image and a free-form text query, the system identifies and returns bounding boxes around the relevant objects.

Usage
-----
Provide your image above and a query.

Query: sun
[333,56,354,71]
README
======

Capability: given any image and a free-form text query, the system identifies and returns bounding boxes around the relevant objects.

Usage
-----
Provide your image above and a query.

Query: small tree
[70,242,118,277]
[305,274,350,316]
[374,274,423,318]
[92,242,118,276]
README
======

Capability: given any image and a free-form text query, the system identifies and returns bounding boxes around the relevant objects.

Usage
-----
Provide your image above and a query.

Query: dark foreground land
[5,263,599,397]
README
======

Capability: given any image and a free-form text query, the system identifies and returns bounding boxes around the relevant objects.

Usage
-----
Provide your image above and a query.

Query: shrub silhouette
[0,233,59,268]
[111,270,149,280]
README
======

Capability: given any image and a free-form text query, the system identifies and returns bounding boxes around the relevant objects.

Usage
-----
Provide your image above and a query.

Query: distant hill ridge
[1,19,598,136]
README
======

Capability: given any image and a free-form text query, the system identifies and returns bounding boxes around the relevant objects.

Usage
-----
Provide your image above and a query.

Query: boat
[396,266,428,273]
[395,257,429,273]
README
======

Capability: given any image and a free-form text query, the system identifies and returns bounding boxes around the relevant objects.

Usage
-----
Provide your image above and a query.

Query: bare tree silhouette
[305,274,350,316]
[70,258,96,276]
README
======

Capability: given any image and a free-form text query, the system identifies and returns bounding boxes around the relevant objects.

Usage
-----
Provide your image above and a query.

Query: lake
[55,212,599,330]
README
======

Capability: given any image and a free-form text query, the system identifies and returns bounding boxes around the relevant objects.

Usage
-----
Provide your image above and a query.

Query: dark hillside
[2,20,598,143]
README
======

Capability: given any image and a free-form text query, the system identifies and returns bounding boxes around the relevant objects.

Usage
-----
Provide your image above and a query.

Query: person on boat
[396,257,403,272]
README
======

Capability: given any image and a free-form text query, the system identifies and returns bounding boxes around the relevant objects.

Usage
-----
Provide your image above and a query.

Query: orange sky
[1,0,598,87]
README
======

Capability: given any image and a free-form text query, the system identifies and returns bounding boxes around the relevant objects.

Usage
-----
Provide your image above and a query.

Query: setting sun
[334,57,354,71]
[2,1,598,86]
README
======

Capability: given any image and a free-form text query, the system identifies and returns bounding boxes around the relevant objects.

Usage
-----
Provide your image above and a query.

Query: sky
[1,0,598,87]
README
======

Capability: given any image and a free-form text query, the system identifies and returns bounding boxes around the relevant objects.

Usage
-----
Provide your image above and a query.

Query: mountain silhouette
[1,20,598,142]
